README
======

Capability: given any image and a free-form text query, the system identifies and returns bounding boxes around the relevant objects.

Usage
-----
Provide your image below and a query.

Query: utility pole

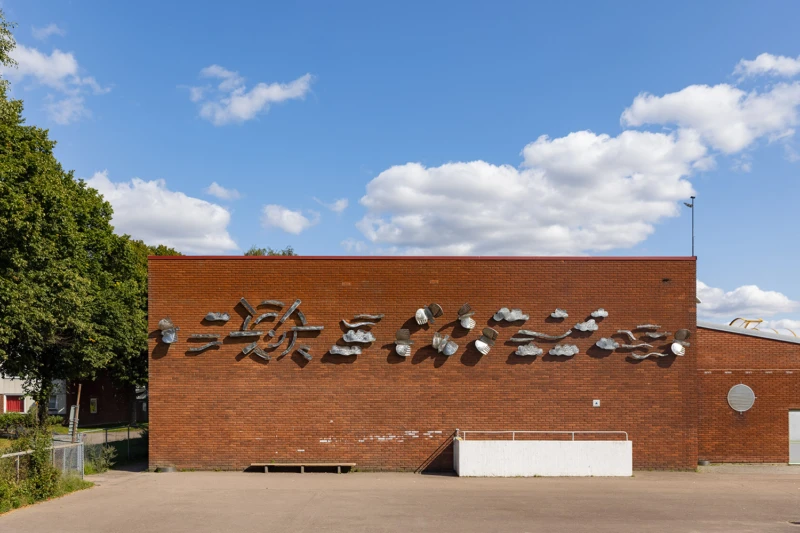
[684,196,696,257]
[71,383,82,443]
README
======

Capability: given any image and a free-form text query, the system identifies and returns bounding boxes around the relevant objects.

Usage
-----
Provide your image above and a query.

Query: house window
[48,394,58,411]
[89,398,98,414]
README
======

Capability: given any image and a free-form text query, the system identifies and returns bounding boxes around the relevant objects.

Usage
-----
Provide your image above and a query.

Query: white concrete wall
[454,439,632,477]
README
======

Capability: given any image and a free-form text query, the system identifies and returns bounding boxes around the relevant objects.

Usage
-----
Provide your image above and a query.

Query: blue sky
[1,1,799,329]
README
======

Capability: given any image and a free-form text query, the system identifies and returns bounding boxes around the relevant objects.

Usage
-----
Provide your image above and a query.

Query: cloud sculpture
[516,343,543,357]
[549,344,579,357]
[493,308,529,322]
[330,345,361,356]
[574,319,599,332]
[595,338,620,350]
[205,312,230,322]
[551,308,569,318]
[342,330,375,343]
[591,309,609,318]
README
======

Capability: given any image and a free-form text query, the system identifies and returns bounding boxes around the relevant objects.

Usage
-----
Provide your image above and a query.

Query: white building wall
[0,375,35,413]
[454,439,633,477]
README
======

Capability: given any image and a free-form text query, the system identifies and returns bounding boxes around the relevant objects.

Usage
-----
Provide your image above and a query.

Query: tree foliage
[244,245,296,256]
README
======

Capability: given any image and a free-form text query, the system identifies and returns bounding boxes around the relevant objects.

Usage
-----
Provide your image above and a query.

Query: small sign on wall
[89,397,98,414]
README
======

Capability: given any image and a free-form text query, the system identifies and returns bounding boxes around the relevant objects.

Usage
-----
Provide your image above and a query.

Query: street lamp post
[683,196,696,257]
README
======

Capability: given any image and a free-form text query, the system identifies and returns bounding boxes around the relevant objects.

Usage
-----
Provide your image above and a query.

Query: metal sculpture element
[341,320,379,329]
[457,303,476,330]
[187,341,221,353]
[188,334,220,340]
[259,300,285,308]
[297,345,313,361]
[204,312,230,322]
[516,343,543,356]
[727,384,756,413]
[415,303,443,325]
[674,340,691,347]
[675,329,691,341]
[636,324,660,330]
[628,352,668,360]
[475,327,498,355]
[516,329,572,340]
[291,326,325,332]
[670,342,686,356]
[239,297,257,316]
[158,318,179,344]
[493,308,529,322]
[330,345,361,356]
[645,331,671,339]
[280,331,297,356]
[395,329,413,357]
[228,331,263,337]
[432,332,458,356]
[396,344,412,357]
[343,330,375,343]
[254,313,278,325]
[242,342,258,355]
[276,299,302,327]
[617,330,636,342]
[253,347,270,361]
[551,308,569,319]
[241,316,252,331]
[574,319,599,332]
[595,338,620,350]
[295,309,308,326]
[619,343,653,349]
[264,332,287,349]
[591,309,609,318]
[353,314,385,320]
[549,344,579,357]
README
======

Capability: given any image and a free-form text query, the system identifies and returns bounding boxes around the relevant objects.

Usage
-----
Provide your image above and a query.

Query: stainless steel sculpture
[259,300,285,307]
[619,343,653,349]
[188,334,220,340]
[516,329,572,340]
[475,327,498,355]
[277,299,302,326]
[515,343,543,356]
[675,329,691,341]
[617,330,636,342]
[291,326,325,331]
[628,352,668,360]
[254,313,278,325]
[239,297,257,316]
[264,332,287,348]
[574,319,599,332]
[432,332,458,356]
[253,347,270,360]
[395,329,413,357]
[228,331,263,337]
[343,329,375,343]
[595,338,620,350]
[158,318,179,344]
[670,342,686,356]
[551,308,569,318]
[457,303,476,330]
[297,345,313,361]
[493,308,529,322]
[241,316,252,331]
[242,342,258,355]
[415,303,443,325]
[645,331,671,339]
[330,345,361,356]
[395,344,412,357]
[295,309,307,326]
[187,341,221,353]
[354,314,385,320]
[204,312,230,322]
[674,340,691,347]
[341,320,379,329]
[549,344,579,357]
[280,331,297,356]
[636,324,660,330]
[591,309,609,318]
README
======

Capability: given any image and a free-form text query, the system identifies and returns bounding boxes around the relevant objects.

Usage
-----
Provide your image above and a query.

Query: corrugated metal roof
[698,321,800,345]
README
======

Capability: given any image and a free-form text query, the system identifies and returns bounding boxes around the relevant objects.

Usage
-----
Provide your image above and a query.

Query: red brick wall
[148,257,697,471]
[67,374,134,427]
[697,327,800,462]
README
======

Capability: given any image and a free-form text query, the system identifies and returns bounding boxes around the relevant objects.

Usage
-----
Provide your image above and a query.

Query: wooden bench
[251,462,356,474]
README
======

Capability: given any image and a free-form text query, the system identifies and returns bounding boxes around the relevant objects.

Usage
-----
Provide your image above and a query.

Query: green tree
[244,245,296,256]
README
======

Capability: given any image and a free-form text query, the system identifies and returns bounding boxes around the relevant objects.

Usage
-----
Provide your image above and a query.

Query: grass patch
[0,475,93,514]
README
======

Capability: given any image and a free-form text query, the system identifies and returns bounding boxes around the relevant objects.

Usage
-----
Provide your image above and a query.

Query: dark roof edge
[698,321,800,345]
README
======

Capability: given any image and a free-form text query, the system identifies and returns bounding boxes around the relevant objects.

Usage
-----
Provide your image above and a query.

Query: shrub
[84,444,117,475]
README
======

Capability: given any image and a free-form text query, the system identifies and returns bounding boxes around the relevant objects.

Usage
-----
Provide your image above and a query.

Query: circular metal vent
[727,384,756,412]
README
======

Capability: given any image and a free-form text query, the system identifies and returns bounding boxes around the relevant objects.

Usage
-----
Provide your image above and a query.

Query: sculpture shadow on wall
[321,352,357,364]
[569,330,594,340]
[586,345,612,359]
[384,343,406,365]
[290,351,311,368]
[401,316,428,336]
[540,352,574,363]
[505,352,536,365]
[438,320,469,340]
[544,315,566,325]
[150,330,170,360]
[459,341,484,367]
[411,345,449,368]
[291,330,323,367]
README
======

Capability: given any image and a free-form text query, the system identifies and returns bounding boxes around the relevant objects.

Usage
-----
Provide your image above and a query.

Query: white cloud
[621,82,800,153]
[86,171,238,254]
[0,43,110,124]
[341,238,367,253]
[734,53,800,79]
[205,181,240,200]
[188,65,313,125]
[261,205,319,234]
[697,280,798,318]
[314,197,348,213]
[32,23,66,41]
[759,318,800,333]
[358,129,704,255]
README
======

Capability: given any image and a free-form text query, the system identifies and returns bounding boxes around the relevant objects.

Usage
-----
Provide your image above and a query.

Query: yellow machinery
[729,318,797,337]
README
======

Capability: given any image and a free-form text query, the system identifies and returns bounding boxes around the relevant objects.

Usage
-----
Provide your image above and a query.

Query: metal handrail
[455,429,628,441]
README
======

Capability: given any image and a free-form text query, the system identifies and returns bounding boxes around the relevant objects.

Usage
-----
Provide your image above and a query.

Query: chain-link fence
[0,442,84,482]
[54,425,148,468]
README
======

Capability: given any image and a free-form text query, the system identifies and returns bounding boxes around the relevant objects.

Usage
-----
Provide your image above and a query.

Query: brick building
[147,256,799,471]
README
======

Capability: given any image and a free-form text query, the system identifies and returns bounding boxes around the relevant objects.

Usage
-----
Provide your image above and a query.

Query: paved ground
[3,466,800,532]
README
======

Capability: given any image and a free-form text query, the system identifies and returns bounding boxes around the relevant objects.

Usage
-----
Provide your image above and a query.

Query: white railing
[455,429,628,441]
